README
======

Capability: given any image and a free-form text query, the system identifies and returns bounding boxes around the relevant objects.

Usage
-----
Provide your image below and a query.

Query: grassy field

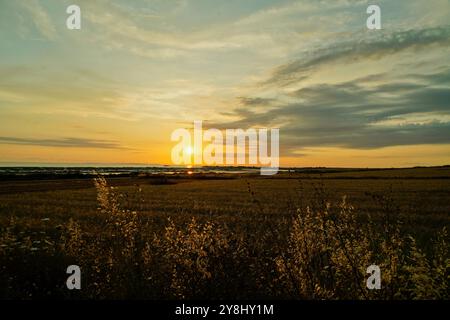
[0,167,449,299]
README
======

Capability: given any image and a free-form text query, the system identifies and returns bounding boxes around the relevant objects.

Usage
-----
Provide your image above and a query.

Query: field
[0,167,449,299]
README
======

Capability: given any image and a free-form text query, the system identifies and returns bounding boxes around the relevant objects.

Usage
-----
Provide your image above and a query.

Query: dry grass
[276,197,449,299]
[0,173,448,299]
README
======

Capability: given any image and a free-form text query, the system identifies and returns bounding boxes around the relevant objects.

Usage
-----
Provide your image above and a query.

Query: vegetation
[0,168,449,299]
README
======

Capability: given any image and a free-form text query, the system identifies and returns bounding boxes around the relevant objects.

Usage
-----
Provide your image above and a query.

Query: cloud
[0,66,145,121]
[76,0,360,60]
[216,68,450,155]
[266,26,450,86]
[17,0,57,40]
[234,0,366,27]
[0,136,129,149]
[238,97,275,107]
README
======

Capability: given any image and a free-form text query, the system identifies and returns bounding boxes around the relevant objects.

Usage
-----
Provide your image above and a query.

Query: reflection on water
[0,166,281,177]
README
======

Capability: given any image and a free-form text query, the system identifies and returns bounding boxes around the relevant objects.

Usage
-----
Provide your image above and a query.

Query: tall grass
[276,196,449,299]
[0,176,448,299]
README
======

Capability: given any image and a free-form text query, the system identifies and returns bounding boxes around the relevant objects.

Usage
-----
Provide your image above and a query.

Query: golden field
[0,167,449,299]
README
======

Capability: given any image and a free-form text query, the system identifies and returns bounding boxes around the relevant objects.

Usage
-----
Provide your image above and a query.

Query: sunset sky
[0,0,449,167]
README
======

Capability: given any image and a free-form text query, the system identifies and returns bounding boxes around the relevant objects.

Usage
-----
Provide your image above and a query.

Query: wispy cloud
[0,136,129,149]
[266,26,450,86]
[17,0,57,40]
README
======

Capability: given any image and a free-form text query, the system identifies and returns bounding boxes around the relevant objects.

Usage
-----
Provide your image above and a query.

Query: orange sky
[1,1,449,167]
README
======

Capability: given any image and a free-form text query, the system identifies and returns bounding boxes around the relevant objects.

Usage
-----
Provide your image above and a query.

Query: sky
[0,0,449,167]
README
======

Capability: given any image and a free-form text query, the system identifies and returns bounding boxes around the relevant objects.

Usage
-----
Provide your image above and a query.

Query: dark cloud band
[0,136,128,149]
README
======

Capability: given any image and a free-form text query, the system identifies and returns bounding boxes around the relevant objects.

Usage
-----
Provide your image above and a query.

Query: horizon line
[0,162,449,170]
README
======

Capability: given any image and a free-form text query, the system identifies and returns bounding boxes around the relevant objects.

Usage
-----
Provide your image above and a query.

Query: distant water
[0,166,271,177]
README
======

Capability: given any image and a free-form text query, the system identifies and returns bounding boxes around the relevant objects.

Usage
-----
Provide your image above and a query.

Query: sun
[185,146,194,156]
